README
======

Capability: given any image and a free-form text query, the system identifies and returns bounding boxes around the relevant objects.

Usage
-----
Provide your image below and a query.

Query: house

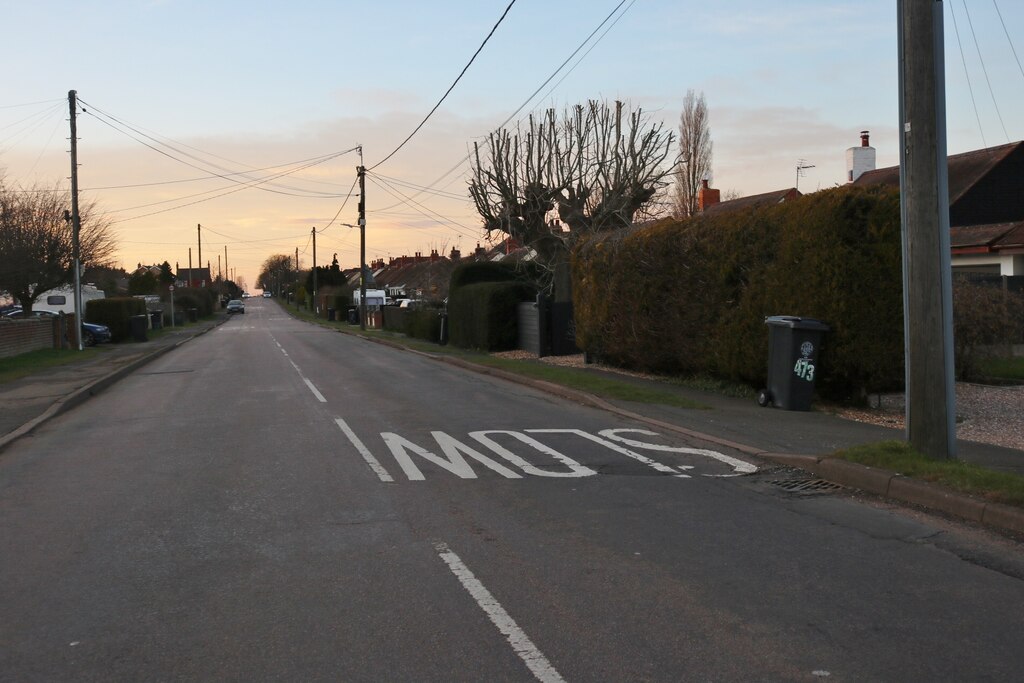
[175,267,212,288]
[697,179,801,215]
[854,140,1024,279]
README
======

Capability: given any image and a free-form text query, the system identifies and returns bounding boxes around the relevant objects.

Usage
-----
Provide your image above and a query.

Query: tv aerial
[796,159,815,190]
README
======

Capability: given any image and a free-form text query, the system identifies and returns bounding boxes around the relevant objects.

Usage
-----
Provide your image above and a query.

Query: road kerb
[810,457,894,497]
[887,476,987,523]
[981,503,1024,534]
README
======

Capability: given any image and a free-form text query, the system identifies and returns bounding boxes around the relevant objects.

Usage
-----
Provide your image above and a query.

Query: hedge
[572,185,905,402]
[172,287,217,317]
[86,297,148,342]
[448,281,536,350]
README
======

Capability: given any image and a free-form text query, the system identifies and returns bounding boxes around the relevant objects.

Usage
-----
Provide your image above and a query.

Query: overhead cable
[368,0,517,170]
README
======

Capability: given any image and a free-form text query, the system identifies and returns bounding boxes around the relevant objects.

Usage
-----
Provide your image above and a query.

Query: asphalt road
[2,298,1023,682]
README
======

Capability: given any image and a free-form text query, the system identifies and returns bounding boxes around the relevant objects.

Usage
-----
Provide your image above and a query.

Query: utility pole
[358,149,367,331]
[188,248,193,288]
[218,254,221,281]
[312,226,318,315]
[197,224,203,287]
[67,90,83,351]
[224,245,228,283]
[898,0,956,459]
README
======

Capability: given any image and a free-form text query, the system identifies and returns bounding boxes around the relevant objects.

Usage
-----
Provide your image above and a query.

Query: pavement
[2,312,1023,537]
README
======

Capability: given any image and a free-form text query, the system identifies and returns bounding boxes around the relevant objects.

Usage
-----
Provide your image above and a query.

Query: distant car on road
[226,299,245,314]
[263,292,272,298]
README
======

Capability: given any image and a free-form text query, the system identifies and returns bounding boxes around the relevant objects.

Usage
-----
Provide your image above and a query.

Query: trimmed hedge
[449,282,536,350]
[86,297,148,342]
[573,185,905,402]
[172,287,217,317]
[449,260,546,290]
[384,307,444,342]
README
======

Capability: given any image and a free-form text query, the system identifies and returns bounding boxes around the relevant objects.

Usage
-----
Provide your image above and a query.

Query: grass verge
[834,440,1024,507]
[280,303,707,409]
[0,348,99,385]
[977,355,1024,381]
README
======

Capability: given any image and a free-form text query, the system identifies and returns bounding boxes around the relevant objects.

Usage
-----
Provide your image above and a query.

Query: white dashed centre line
[434,542,565,683]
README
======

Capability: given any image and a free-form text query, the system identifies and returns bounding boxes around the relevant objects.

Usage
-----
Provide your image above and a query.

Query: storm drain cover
[769,478,844,494]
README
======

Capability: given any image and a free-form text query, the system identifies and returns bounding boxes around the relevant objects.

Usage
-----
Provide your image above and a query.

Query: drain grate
[768,478,844,494]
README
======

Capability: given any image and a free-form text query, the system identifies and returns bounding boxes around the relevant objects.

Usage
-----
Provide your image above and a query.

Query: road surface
[2,298,1023,681]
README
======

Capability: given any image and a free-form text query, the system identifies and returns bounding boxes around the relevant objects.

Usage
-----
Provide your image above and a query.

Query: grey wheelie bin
[758,316,829,411]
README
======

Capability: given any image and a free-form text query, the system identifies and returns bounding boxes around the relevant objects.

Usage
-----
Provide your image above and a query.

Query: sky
[2,0,1023,292]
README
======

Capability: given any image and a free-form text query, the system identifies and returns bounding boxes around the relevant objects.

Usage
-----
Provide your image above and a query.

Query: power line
[949,2,988,147]
[79,99,358,198]
[961,0,1010,142]
[106,151,350,224]
[366,173,481,239]
[372,0,632,213]
[369,0,517,170]
[992,0,1024,85]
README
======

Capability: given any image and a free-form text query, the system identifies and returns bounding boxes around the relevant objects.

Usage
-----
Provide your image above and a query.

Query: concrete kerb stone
[0,319,226,455]
[887,476,987,523]
[315,322,1024,536]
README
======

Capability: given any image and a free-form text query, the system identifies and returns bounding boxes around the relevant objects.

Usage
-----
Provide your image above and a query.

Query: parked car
[3,309,57,319]
[81,321,112,346]
[226,299,245,314]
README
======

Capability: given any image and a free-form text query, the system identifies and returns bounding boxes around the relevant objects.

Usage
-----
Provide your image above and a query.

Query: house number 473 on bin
[794,358,815,381]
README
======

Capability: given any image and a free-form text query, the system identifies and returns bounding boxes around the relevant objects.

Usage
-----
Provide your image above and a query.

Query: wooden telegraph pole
[358,149,367,331]
[68,90,83,351]
[898,0,956,459]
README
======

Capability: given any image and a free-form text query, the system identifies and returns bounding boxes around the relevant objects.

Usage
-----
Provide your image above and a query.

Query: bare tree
[0,181,117,312]
[256,254,297,294]
[469,100,676,287]
[672,90,713,218]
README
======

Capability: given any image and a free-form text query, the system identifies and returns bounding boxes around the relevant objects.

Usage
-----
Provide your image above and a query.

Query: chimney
[475,242,486,257]
[846,130,876,183]
[698,178,721,212]
[430,249,439,262]
[450,247,461,260]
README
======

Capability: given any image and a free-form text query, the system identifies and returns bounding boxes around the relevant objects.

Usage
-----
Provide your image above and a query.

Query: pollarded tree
[468,100,677,289]
[672,89,713,218]
[0,180,117,312]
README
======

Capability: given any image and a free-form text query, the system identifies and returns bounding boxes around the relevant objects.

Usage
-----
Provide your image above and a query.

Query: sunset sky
[2,0,1023,291]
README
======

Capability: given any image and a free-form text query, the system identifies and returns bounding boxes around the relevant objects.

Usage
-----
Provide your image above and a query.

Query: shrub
[86,297,147,342]
[172,287,216,317]
[449,281,536,350]
[573,185,905,402]
[449,260,545,290]
[953,278,1024,379]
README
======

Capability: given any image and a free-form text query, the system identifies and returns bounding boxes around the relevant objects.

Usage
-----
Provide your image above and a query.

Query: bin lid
[764,315,830,331]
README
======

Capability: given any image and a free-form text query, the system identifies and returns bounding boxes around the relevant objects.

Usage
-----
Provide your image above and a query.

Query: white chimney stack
[846,130,876,183]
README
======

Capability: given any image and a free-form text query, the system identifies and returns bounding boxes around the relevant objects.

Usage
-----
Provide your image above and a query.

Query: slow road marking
[341,426,756,482]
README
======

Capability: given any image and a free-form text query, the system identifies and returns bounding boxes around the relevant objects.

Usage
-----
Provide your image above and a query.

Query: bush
[953,278,1024,379]
[449,281,536,350]
[449,260,545,290]
[573,185,905,402]
[172,287,217,317]
[86,297,147,342]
